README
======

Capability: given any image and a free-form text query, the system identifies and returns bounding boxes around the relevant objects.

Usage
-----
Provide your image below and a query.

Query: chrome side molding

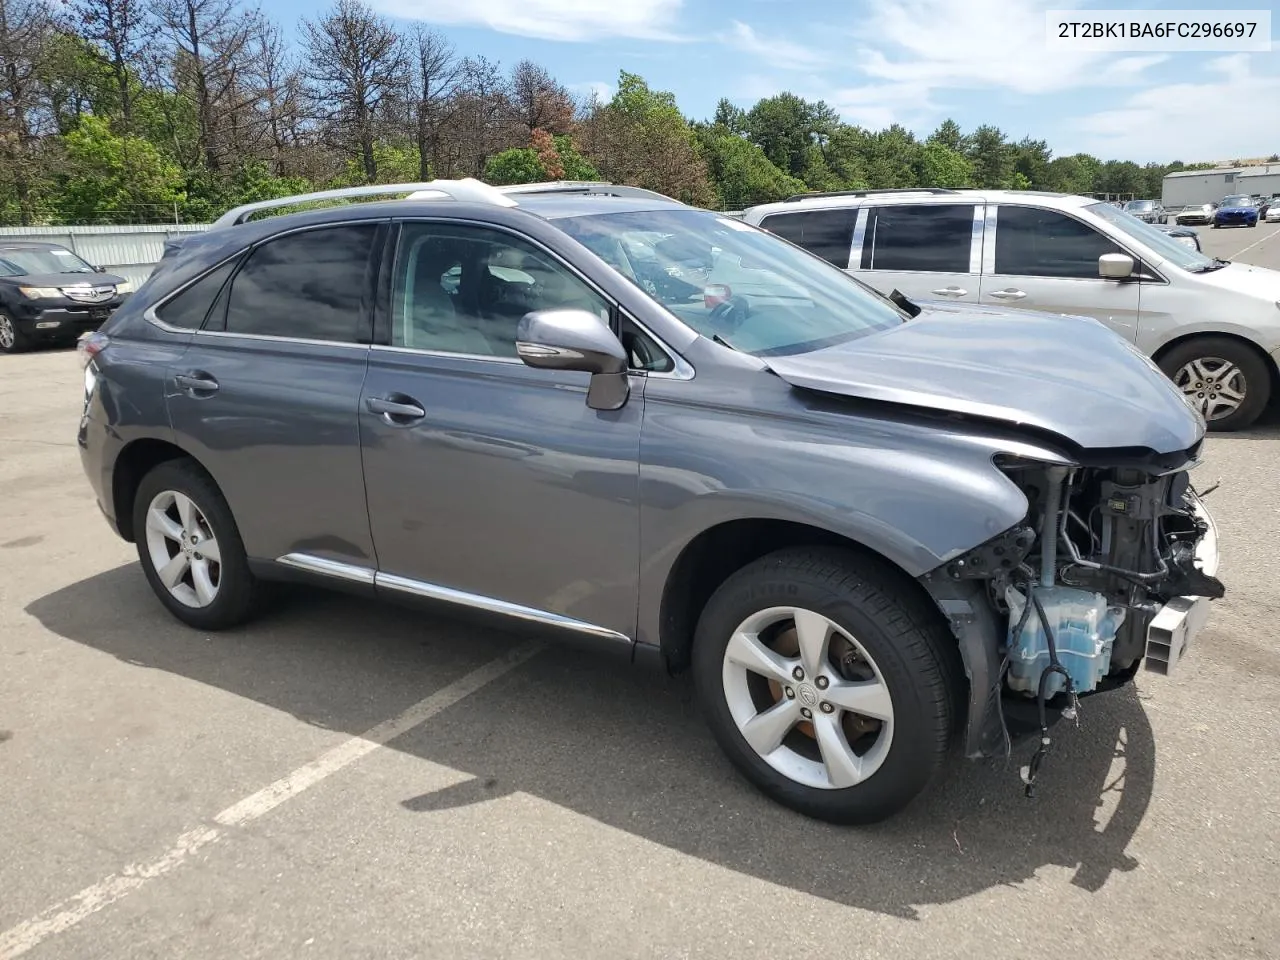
[275,553,631,644]
[278,553,376,584]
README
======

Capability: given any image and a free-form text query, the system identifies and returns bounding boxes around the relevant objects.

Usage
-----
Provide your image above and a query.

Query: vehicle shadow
[27,566,1155,920]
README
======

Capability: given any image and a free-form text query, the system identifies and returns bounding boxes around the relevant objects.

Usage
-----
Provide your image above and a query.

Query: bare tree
[243,15,304,176]
[68,0,147,129]
[300,0,406,183]
[153,0,255,173]
[437,54,510,178]
[0,0,52,222]
[509,59,572,136]
[409,25,457,180]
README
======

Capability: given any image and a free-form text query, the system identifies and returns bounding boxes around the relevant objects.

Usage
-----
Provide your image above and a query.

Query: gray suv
[77,179,1224,824]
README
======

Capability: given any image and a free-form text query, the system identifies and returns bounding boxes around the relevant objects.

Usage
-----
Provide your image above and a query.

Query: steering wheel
[709,297,750,332]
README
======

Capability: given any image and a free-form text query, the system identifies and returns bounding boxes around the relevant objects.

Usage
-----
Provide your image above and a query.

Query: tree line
[0,0,1240,225]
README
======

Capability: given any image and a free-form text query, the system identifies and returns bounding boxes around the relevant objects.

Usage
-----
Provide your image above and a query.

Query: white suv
[742,188,1280,431]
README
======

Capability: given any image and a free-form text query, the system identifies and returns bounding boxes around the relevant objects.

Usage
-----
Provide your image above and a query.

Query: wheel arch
[1151,329,1280,399]
[656,518,950,674]
[112,438,214,542]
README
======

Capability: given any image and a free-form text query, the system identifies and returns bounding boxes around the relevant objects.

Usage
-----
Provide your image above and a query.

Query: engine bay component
[1005,585,1126,697]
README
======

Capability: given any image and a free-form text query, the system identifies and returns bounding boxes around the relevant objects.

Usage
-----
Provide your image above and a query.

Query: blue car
[1212,194,1259,228]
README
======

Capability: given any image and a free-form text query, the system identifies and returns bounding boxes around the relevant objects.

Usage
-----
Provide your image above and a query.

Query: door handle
[174,372,219,394]
[366,395,426,423]
[931,286,968,297]
[989,289,1027,301]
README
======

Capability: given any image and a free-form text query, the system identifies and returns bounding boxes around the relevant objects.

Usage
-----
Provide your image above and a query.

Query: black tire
[692,547,962,825]
[0,313,28,354]
[132,458,260,630]
[1157,336,1272,432]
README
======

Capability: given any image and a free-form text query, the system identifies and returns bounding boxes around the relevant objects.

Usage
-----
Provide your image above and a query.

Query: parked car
[1258,197,1277,219]
[0,242,133,354]
[1152,222,1203,251]
[1212,194,1259,228]
[1266,202,1280,223]
[1175,203,1216,225]
[743,187,1280,430]
[78,179,1224,824]
[1122,199,1166,223]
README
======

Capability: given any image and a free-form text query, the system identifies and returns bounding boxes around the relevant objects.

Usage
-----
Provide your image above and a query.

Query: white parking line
[1228,224,1279,260]
[0,640,546,960]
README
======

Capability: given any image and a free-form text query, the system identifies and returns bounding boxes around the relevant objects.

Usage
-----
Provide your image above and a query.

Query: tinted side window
[759,210,857,267]
[994,206,1121,279]
[862,204,974,272]
[392,222,609,358]
[223,224,377,341]
[155,256,241,330]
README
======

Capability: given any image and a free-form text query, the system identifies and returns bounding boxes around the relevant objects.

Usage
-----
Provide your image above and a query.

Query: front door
[165,221,382,567]
[359,220,643,639]
[979,204,1142,341]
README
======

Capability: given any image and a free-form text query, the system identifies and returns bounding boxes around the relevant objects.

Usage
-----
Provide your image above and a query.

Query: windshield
[552,208,906,357]
[1088,202,1216,272]
[1124,200,1154,211]
[0,246,97,277]
[1221,195,1254,207]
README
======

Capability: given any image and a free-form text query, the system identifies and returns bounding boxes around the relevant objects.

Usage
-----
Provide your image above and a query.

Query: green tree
[965,125,1013,188]
[742,92,839,179]
[917,142,973,188]
[696,127,805,208]
[1011,137,1052,189]
[484,147,545,184]
[552,135,599,181]
[713,97,745,135]
[856,124,922,188]
[54,114,186,223]
[926,118,966,153]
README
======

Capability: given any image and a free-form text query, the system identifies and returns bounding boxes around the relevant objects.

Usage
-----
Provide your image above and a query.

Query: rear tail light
[704,284,732,309]
[77,330,110,367]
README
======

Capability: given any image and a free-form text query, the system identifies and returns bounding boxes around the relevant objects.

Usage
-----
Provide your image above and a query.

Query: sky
[280,0,1280,164]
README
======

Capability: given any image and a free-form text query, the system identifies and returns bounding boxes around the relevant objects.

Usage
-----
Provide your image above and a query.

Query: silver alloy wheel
[1173,357,1247,421]
[144,490,222,608]
[721,606,894,790]
[0,316,14,350]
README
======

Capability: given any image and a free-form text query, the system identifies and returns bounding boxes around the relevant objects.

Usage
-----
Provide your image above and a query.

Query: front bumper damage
[921,461,1224,777]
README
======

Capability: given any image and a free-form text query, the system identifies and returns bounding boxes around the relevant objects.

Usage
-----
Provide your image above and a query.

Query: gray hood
[765,301,1204,453]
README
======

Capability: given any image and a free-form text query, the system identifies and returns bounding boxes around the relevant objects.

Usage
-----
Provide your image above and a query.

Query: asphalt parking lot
[2,223,1279,960]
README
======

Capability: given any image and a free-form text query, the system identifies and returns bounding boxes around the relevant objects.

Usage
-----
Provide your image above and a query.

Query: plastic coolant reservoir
[1005,585,1127,698]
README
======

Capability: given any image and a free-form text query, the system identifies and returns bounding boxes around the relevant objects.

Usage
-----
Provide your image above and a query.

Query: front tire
[132,459,260,630]
[1158,336,1272,431]
[0,314,28,354]
[692,547,961,824]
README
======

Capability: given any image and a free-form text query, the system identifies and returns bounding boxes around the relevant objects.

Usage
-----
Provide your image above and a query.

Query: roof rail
[496,181,681,203]
[211,178,517,228]
[781,187,961,202]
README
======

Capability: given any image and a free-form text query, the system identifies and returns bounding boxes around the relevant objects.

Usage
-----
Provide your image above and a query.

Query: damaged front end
[923,446,1224,794]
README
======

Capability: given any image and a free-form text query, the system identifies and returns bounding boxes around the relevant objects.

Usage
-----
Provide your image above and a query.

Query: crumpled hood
[765,301,1204,453]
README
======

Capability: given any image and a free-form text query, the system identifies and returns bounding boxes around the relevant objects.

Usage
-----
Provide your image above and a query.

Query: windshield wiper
[712,333,739,351]
[1191,258,1231,273]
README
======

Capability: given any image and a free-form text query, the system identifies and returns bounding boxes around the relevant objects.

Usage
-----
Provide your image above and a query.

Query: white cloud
[373,0,682,42]
[720,21,826,71]
[568,80,614,103]
[1065,54,1280,161]
[824,0,1164,125]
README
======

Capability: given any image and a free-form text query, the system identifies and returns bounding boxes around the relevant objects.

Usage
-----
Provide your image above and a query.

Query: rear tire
[132,459,260,630]
[0,314,28,354]
[1157,336,1271,432]
[692,547,961,825]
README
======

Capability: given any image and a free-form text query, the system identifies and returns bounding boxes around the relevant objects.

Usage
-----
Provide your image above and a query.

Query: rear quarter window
[154,256,243,330]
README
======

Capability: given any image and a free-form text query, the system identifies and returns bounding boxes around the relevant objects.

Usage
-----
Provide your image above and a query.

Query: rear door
[165,220,383,569]
[979,205,1141,341]
[757,208,859,270]
[851,202,984,303]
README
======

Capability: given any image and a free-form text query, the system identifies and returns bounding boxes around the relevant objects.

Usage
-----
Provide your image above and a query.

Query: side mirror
[94,265,106,273]
[516,309,631,411]
[1099,253,1135,280]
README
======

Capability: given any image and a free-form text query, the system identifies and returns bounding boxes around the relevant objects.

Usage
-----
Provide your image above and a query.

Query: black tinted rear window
[223,225,377,342]
[861,204,975,272]
[759,209,857,267]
